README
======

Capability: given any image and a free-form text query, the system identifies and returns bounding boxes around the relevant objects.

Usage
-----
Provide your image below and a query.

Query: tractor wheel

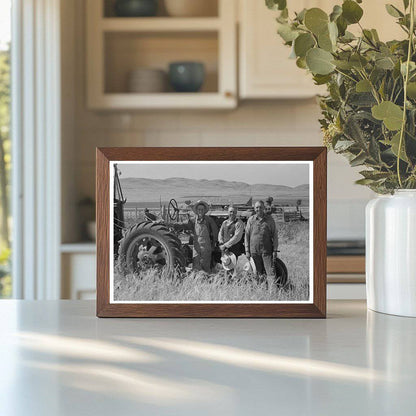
[118,221,185,274]
[274,258,288,287]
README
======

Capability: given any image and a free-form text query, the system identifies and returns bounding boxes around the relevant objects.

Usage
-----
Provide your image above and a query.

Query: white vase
[366,190,416,317]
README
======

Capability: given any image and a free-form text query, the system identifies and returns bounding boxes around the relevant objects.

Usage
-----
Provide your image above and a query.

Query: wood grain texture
[327,256,365,274]
[96,147,327,318]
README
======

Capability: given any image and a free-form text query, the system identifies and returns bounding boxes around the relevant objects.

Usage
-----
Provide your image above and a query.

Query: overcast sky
[116,162,310,187]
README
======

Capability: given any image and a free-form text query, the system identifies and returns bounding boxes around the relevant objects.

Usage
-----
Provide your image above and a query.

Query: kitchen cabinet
[238,0,404,99]
[86,0,237,109]
[239,0,324,99]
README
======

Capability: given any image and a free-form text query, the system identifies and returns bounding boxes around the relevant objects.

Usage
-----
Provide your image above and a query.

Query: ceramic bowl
[127,68,167,93]
[168,62,205,93]
[114,0,158,17]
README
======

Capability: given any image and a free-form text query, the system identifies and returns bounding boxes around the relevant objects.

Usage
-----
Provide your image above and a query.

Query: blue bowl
[114,0,158,17]
[169,62,205,93]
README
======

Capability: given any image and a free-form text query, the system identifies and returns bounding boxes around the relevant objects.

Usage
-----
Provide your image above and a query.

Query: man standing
[218,206,245,258]
[189,200,218,273]
[244,200,279,279]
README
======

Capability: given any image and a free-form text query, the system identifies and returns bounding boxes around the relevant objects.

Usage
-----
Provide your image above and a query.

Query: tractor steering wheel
[168,198,179,221]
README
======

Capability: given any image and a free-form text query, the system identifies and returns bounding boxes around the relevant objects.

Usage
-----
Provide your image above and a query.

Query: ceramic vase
[366,190,416,317]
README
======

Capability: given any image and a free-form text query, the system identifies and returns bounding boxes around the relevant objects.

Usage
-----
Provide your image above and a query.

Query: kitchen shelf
[92,92,235,110]
[86,0,237,110]
[101,17,221,32]
[61,242,96,254]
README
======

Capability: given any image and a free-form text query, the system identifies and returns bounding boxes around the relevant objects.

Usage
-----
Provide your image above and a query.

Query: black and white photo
[110,161,313,303]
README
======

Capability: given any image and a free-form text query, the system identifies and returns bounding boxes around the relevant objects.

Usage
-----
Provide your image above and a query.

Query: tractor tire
[118,221,186,274]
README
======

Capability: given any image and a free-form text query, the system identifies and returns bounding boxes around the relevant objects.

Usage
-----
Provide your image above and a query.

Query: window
[0,0,11,298]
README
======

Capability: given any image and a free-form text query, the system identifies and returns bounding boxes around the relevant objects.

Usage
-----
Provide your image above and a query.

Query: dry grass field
[113,221,309,302]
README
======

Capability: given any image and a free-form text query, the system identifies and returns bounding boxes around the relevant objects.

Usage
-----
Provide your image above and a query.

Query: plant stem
[397,0,415,188]
[358,69,380,104]
[334,68,357,83]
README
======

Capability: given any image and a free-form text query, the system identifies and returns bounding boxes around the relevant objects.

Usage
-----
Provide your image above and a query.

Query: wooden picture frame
[96,147,327,318]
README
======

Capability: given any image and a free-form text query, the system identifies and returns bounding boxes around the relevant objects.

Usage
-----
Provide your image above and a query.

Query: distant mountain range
[120,177,309,205]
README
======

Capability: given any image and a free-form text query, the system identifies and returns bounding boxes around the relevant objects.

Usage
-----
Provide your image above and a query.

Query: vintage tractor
[113,166,185,273]
[113,165,288,285]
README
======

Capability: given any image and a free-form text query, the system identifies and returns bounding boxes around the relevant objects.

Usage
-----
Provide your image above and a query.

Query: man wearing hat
[218,206,245,258]
[244,200,279,280]
[188,200,218,273]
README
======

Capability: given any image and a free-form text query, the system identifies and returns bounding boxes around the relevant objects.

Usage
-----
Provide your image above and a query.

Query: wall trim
[12,0,61,299]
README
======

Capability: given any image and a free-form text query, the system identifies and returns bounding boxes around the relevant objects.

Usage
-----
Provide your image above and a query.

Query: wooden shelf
[101,17,221,32]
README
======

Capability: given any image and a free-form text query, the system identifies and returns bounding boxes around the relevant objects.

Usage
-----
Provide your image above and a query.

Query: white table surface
[0,300,415,416]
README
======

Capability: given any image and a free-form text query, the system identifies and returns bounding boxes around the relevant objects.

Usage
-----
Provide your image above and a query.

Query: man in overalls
[244,200,279,280]
[190,200,218,273]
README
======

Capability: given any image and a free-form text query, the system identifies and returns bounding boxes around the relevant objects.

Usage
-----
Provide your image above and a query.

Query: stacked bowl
[127,68,167,93]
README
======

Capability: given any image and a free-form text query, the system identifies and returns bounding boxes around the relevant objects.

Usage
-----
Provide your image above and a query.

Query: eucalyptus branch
[358,69,381,104]
[267,0,416,193]
[334,68,357,83]
[397,0,415,188]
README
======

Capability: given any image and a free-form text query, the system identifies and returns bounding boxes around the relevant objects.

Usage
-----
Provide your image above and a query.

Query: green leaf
[403,0,410,9]
[355,178,376,185]
[266,0,287,11]
[339,31,356,42]
[330,5,343,22]
[350,152,368,167]
[363,29,375,44]
[296,57,307,69]
[280,8,289,19]
[359,170,391,180]
[375,57,395,70]
[333,59,353,70]
[356,79,372,92]
[349,92,377,107]
[328,21,338,45]
[304,8,329,35]
[277,23,299,42]
[342,0,363,24]
[295,8,307,22]
[407,82,416,99]
[369,136,381,162]
[294,33,315,57]
[372,101,404,130]
[385,4,403,18]
[318,32,333,52]
[371,29,380,42]
[334,139,355,152]
[313,74,332,85]
[382,132,409,162]
[350,53,368,69]
[336,15,348,36]
[401,61,416,76]
[306,48,335,75]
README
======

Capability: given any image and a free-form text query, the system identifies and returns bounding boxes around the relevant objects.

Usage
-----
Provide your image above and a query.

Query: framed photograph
[96,147,327,318]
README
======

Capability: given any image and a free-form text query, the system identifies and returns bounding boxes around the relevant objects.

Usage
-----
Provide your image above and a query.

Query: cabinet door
[239,0,321,99]
[239,0,405,99]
